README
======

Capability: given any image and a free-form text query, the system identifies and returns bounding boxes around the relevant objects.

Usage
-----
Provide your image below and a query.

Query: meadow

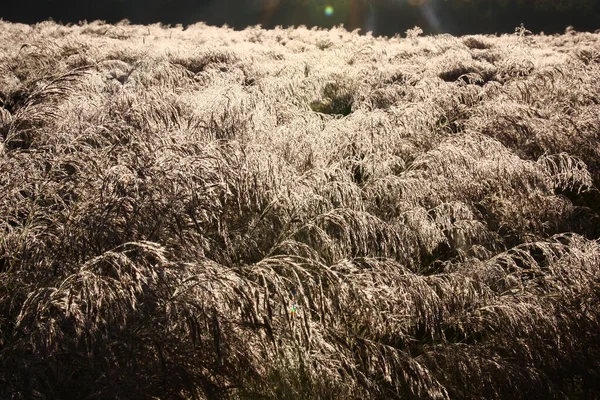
[1,19,599,399]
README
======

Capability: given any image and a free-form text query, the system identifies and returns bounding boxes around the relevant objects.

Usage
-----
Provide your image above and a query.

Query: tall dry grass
[1,20,599,399]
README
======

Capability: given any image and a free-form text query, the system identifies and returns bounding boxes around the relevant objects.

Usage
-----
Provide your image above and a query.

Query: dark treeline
[431,0,600,35]
[2,0,600,37]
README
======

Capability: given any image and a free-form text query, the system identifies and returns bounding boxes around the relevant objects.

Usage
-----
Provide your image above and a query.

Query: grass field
[1,19,599,399]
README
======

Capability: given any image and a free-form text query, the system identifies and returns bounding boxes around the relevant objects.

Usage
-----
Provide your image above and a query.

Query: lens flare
[324,6,334,17]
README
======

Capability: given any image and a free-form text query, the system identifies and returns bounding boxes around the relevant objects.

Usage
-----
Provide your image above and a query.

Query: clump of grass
[575,46,600,65]
[1,19,600,400]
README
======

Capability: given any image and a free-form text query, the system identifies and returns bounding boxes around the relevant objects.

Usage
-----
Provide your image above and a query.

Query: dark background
[2,0,600,36]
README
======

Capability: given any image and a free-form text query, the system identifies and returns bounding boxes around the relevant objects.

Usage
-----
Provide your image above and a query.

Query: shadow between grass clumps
[438,63,497,86]
[309,78,356,116]
[462,36,494,50]
[171,50,239,74]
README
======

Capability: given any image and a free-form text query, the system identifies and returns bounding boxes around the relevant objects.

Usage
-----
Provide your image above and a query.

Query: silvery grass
[1,20,599,399]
